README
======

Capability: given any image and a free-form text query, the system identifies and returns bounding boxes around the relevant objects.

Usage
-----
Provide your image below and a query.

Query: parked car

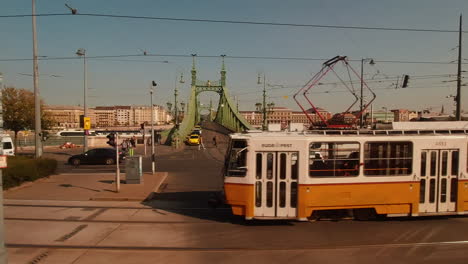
[68,148,125,166]
[0,134,14,156]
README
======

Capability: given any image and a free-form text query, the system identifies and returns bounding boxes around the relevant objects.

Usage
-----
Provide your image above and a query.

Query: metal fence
[14,135,84,147]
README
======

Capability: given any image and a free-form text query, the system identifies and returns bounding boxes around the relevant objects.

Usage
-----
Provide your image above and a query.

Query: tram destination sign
[261,143,292,148]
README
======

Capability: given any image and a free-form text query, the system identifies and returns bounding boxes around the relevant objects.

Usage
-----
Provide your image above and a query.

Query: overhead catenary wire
[0,12,467,33]
[1,53,467,65]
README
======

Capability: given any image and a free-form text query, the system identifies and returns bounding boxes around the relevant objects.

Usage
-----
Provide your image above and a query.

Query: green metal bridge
[166,56,252,146]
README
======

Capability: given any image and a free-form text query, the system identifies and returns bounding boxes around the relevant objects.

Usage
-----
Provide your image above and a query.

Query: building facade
[240,106,332,130]
[94,106,116,127]
[44,105,84,129]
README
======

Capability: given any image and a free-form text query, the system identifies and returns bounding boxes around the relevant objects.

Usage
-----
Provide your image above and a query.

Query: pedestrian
[121,139,128,153]
[198,136,206,151]
[130,136,136,148]
[212,136,217,147]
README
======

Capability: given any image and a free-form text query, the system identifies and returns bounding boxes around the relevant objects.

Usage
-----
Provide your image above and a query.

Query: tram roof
[233,121,468,138]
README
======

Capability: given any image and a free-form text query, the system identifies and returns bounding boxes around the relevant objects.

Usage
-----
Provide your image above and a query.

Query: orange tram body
[223,125,468,220]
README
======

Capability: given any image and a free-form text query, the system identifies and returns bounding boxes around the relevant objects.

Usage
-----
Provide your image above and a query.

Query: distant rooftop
[44,105,83,110]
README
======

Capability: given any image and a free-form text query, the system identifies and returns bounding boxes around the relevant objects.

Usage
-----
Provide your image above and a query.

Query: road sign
[83,117,91,130]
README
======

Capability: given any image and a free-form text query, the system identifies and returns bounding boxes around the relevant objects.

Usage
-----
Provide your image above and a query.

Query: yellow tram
[223,124,468,220]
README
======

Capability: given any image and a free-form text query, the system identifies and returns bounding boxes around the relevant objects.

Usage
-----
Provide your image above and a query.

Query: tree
[2,87,53,153]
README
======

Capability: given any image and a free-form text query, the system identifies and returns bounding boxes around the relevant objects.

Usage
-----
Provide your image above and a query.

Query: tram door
[419,149,459,213]
[254,152,299,218]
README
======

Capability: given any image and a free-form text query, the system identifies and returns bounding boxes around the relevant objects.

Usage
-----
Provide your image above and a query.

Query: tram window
[450,178,457,202]
[291,153,298,180]
[226,140,247,177]
[280,153,287,179]
[364,142,413,176]
[420,179,426,203]
[267,153,274,179]
[309,142,360,177]
[256,153,262,179]
[290,182,297,208]
[430,152,437,176]
[441,179,447,203]
[267,182,273,207]
[441,151,448,176]
[255,182,262,207]
[429,179,436,203]
[420,152,426,176]
[451,151,459,176]
[279,182,286,208]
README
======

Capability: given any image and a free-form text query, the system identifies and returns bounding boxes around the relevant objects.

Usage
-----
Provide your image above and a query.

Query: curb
[89,172,168,202]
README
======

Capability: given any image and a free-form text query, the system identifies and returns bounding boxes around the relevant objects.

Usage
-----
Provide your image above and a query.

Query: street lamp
[32,0,42,158]
[180,102,185,114]
[76,48,88,152]
[257,73,269,131]
[360,58,375,127]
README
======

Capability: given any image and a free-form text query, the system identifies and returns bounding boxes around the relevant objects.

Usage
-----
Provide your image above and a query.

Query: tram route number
[261,143,292,148]
[435,141,447,146]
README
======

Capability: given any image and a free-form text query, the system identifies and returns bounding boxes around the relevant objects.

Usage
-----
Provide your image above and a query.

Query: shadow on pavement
[59,183,101,192]
[141,191,294,226]
[99,180,126,184]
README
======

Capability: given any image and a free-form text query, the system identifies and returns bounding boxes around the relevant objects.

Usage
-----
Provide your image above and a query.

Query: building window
[309,142,360,177]
[364,141,413,176]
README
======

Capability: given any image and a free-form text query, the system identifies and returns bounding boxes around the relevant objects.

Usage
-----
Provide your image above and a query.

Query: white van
[0,135,14,156]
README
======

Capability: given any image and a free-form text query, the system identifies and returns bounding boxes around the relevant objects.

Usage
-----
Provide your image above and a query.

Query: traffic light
[106,133,116,147]
[402,75,410,88]
[140,123,145,130]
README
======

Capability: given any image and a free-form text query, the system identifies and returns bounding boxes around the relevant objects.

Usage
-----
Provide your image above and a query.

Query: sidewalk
[5,172,167,202]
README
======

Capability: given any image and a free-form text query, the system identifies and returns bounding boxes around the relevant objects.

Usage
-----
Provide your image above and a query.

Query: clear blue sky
[1,0,467,113]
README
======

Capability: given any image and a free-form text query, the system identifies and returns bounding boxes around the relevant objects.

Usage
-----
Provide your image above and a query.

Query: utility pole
[32,0,42,158]
[0,73,8,263]
[150,81,157,174]
[456,14,463,120]
[174,81,179,128]
[115,133,120,192]
[360,59,364,128]
[76,49,88,152]
[259,74,267,131]
[360,58,374,128]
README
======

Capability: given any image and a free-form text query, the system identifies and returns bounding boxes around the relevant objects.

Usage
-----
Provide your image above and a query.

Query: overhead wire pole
[261,74,267,131]
[150,81,157,174]
[0,73,8,263]
[76,49,88,152]
[360,59,364,127]
[456,14,463,121]
[32,0,42,158]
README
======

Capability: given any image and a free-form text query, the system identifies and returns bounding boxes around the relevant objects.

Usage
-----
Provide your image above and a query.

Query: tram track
[4,203,231,211]
[4,217,221,224]
[7,239,468,252]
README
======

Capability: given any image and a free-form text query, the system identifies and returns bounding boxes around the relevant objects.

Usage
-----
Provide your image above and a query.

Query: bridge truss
[167,56,251,145]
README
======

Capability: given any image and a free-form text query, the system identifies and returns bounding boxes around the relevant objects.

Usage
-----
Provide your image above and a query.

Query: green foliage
[2,156,57,190]
[1,86,53,133]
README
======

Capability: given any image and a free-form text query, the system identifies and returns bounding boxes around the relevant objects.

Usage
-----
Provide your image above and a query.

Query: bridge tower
[166,55,251,146]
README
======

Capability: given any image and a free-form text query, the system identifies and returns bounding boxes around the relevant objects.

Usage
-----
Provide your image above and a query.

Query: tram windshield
[226,140,248,177]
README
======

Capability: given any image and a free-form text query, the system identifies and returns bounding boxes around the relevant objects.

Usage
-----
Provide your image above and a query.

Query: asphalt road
[7,123,468,263]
